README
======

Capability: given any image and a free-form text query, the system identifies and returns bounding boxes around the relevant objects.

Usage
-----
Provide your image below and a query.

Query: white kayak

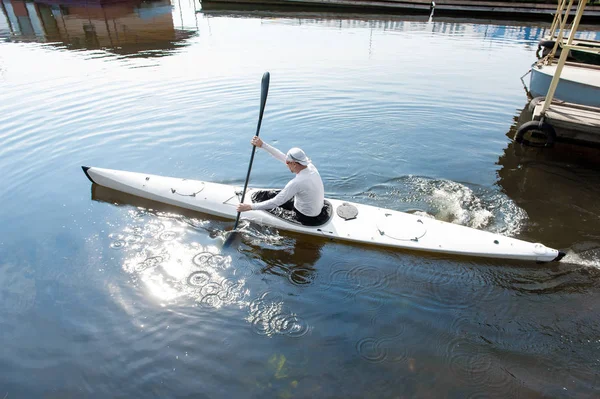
[82,166,565,262]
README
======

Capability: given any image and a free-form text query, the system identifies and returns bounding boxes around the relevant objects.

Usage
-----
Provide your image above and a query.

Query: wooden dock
[200,0,600,21]
[533,100,600,145]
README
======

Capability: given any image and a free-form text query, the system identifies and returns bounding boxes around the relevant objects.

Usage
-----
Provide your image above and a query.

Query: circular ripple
[466,367,515,399]
[208,255,229,269]
[357,337,387,363]
[125,234,144,244]
[231,257,254,278]
[283,315,310,338]
[110,240,126,249]
[200,282,221,296]
[217,278,243,302]
[248,291,305,337]
[251,316,271,335]
[446,338,493,391]
[414,262,476,310]
[199,294,223,308]
[250,312,309,337]
[135,256,163,272]
[348,265,388,291]
[324,265,359,301]
[288,267,317,286]
[249,291,284,314]
[249,297,264,315]
[144,222,165,236]
[267,313,291,332]
[356,289,387,312]
[192,252,214,267]
[328,265,355,286]
[217,288,239,302]
[187,271,211,287]
[158,231,177,241]
[379,335,408,363]
[131,210,148,220]
[220,277,240,291]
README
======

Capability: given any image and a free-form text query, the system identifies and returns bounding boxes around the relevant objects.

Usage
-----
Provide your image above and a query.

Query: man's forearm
[261,142,286,164]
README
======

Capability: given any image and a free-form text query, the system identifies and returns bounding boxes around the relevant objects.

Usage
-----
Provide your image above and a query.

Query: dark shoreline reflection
[241,233,323,286]
[497,105,600,252]
[198,2,600,38]
[0,0,196,56]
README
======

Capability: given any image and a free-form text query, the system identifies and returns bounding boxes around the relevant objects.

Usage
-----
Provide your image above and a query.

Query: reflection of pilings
[202,0,600,21]
[1,0,18,35]
[262,16,557,42]
[102,7,114,47]
[497,118,600,248]
[1,0,13,34]
[1,0,198,56]
[37,4,60,40]
[53,6,71,44]
[201,3,600,42]
[25,2,45,38]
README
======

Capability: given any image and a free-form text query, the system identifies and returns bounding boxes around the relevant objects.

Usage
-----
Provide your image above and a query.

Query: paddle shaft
[232,72,270,230]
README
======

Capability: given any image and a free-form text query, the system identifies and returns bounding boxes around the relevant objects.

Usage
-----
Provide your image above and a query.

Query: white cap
[286,147,310,166]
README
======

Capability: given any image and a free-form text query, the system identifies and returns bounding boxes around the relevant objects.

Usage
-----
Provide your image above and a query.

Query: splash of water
[362,176,527,236]
[561,249,600,269]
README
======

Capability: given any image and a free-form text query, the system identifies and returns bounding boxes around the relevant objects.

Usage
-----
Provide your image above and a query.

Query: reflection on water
[0,0,196,55]
[498,103,600,265]
[241,230,322,286]
[199,3,600,42]
[92,183,311,336]
[3,0,600,59]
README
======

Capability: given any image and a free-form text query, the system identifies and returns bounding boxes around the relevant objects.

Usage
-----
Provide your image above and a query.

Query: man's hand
[237,203,252,212]
[251,136,263,148]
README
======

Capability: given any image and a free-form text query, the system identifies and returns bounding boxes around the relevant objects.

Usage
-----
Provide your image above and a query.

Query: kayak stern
[554,251,567,262]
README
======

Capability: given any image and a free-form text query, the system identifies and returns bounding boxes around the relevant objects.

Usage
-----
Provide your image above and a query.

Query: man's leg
[252,189,295,213]
[252,189,279,203]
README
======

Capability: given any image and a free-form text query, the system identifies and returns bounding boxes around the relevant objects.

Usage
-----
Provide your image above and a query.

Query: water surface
[1,1,600,397]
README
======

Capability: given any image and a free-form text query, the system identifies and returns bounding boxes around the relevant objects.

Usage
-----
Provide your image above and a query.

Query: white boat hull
[82,166,564,262]
[530,63,600,107]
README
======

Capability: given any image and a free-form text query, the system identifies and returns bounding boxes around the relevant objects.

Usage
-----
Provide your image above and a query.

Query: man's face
[286,161,297,173]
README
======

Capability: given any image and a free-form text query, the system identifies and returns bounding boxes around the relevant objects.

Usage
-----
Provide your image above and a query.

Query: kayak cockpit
[251,190,333,227]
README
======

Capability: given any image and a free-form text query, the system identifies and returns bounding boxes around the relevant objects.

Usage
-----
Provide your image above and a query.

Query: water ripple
[356,329,407,364]
[322,261,392,300]
[287,266,318,286]
[186,271,211,287]
[247,291,310,337]
[442,336,516,397]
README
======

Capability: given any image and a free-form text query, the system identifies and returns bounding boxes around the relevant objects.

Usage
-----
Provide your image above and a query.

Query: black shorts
[251,190,330,227]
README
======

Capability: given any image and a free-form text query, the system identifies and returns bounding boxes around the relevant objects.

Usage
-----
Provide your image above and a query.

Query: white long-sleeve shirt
[251,142,325,217]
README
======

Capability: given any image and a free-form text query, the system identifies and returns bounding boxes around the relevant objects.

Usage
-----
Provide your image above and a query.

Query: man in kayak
[236,136,329,226]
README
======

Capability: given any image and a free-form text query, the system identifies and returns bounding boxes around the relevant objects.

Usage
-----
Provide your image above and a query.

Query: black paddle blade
[258,72,270,125]
[251,71,270,143]
[222,229,242,249]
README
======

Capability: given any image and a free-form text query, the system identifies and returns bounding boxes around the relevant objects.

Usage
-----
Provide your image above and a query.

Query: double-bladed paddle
[223,71,270,247]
